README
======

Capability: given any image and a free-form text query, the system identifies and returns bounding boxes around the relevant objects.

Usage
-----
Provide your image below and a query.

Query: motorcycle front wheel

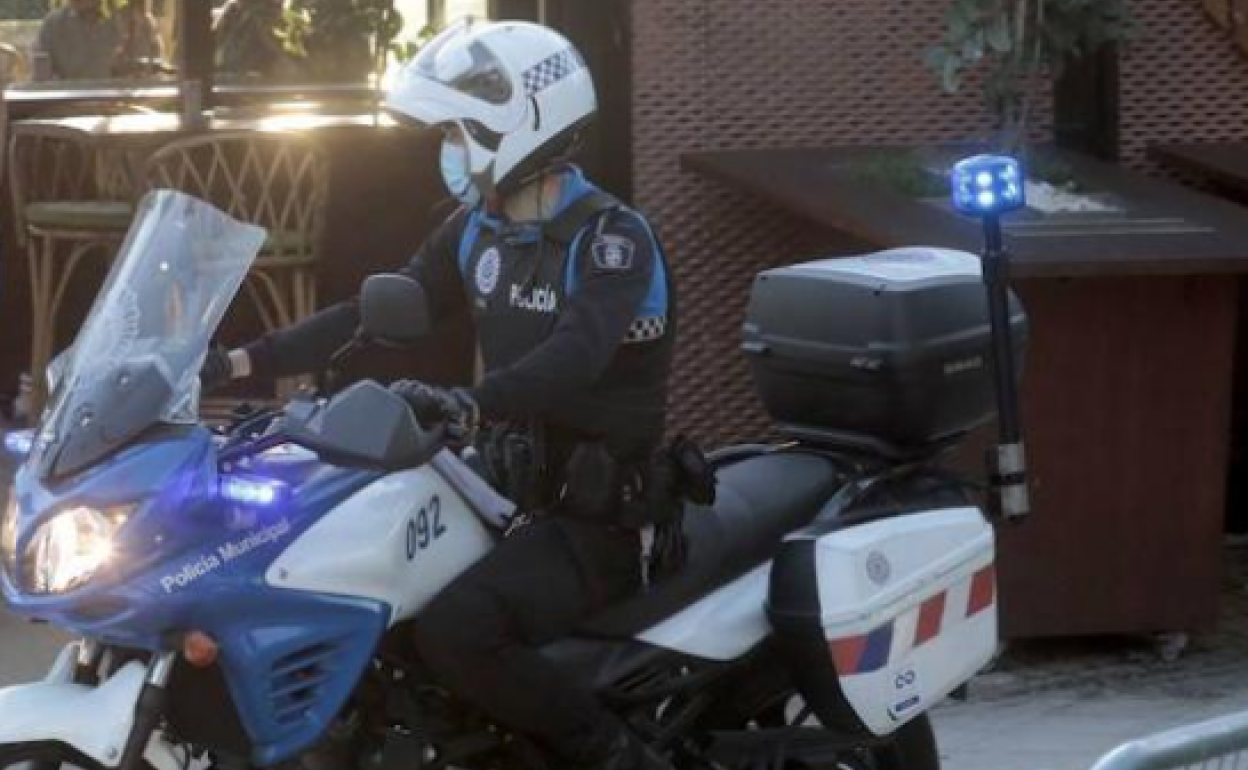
[0,743,105,770]
[0,742,163,770]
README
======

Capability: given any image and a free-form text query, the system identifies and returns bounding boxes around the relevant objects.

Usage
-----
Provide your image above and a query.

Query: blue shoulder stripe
[564,210,670,320]
[458,210,483,275]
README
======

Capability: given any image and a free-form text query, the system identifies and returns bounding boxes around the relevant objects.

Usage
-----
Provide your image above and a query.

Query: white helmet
[385,19,597,198]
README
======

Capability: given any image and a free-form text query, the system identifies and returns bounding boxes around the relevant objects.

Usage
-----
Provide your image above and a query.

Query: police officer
[202,19,675,770]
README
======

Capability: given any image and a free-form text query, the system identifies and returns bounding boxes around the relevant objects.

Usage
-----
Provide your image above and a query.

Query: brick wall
[1118,0,1248,174]
[631,0,1004,443]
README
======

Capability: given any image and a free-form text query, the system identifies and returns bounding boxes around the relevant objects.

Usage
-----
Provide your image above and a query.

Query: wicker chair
[0,43,27,84]
[8,122,139,414]
[144,132,330,396]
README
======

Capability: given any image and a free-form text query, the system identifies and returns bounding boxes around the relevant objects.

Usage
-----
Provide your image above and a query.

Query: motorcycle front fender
[0,645,180,770]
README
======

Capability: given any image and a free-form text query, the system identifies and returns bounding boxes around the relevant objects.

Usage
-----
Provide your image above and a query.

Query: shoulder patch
[591,234,636,272]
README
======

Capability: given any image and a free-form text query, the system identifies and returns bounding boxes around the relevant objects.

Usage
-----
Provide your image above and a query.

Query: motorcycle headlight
[23,505,131,595]
[1,487,17,580]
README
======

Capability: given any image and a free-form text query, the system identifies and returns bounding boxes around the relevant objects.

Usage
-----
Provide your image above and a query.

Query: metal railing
[1089,710,1248,770]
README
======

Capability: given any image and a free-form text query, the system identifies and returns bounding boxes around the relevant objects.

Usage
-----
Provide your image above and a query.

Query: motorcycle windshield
[32,190,267,480]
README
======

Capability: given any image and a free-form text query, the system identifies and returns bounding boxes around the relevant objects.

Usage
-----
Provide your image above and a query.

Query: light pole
[950,154,1030,522]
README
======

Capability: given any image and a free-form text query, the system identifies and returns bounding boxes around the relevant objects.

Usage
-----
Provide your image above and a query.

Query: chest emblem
[475,247,502,296]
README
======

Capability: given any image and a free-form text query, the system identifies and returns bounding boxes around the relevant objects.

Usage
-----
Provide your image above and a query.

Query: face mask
[440,139,482,208]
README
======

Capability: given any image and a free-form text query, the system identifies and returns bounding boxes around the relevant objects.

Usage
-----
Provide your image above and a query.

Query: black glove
[200,344,234,393]
[390,380,479,442]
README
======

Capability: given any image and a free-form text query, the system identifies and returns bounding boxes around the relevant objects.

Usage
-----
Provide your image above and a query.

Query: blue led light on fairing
[951,155,1026,216]
[220,474,288,507]
[4,430,33,457]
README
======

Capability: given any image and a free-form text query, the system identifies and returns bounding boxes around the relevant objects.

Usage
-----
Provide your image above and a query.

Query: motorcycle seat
[576,451,843,638]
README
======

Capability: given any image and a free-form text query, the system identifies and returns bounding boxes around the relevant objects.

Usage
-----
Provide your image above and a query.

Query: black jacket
[245,169,675,461]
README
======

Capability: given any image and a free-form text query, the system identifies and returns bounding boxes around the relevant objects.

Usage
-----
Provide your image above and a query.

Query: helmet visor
[413,20,514,106]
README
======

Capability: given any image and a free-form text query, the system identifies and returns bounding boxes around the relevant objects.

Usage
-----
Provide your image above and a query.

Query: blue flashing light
[4,430,33,457]
[951,155,1026,216]
[220,474,287,507]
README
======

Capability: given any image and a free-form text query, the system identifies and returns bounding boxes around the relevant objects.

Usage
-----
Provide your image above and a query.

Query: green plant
[216,0,297,78]
[0,0,49,19]
[1028,153,1083,191]
[290,0,404,80]
[924,0,1134,154]
[843,150,950,198]
[390,22,437,64]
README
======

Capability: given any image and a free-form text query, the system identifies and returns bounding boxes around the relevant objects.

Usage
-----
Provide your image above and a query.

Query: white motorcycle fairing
[636,563,771,661]
[0,644,181,770]
[267,464,494,624]
[266,453,779,661]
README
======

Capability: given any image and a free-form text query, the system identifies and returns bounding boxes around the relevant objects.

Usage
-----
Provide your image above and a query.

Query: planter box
[684,144,1248,638]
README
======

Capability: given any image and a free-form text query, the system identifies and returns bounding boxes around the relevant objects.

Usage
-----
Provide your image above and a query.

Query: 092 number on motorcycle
[406,496,446,560]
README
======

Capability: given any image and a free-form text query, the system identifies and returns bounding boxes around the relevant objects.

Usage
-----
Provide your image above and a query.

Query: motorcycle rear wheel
[865,714,939,770]
[738,701,939,770]
[692,658,941,770]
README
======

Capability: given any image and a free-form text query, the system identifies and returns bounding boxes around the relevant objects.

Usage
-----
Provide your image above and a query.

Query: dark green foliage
[0,0,50,20]
[288,0,404,80]
[390,22,437,64]
[923,0,1135,153]
[842,150,950,199]
[217,0,433,81]
[1027,153,1083,192]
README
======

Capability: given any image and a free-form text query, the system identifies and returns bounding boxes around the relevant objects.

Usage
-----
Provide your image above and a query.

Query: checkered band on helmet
[522,48,585,96]
[624,316,668,344]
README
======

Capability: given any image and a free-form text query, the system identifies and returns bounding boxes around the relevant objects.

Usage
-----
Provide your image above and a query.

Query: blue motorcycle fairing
[5,425,220,612]
[4,427,389,765]
[4,427,381,639]
[194,584,388,766]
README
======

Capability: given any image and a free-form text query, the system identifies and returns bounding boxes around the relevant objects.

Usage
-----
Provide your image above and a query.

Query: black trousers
[412,516,640,764]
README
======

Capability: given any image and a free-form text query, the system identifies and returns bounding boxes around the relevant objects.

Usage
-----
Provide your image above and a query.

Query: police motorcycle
[0,155,1030,770]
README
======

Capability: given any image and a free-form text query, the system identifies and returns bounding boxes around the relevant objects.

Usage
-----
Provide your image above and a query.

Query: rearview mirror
[360,274,432,346]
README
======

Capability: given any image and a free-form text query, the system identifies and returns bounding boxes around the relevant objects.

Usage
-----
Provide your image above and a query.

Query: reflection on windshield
[35,190,265,479]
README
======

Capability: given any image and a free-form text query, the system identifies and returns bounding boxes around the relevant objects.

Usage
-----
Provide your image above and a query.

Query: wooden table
[0,108,473,411]
[1151,142,1248,196]
[685,145,1248,639]
[1150,140,1248,551]
[685,146,1248,277]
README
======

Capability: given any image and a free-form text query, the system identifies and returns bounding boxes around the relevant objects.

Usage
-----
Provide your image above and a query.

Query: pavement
[931,545,1248,770]
[0,449,61,687]
[1,549,1246,770]
[0,609,65,686]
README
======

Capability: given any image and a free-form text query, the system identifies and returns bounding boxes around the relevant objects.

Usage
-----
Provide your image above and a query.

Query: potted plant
[289,0,405,82]
[923,0,1135,156]
[841,1,1134,205]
